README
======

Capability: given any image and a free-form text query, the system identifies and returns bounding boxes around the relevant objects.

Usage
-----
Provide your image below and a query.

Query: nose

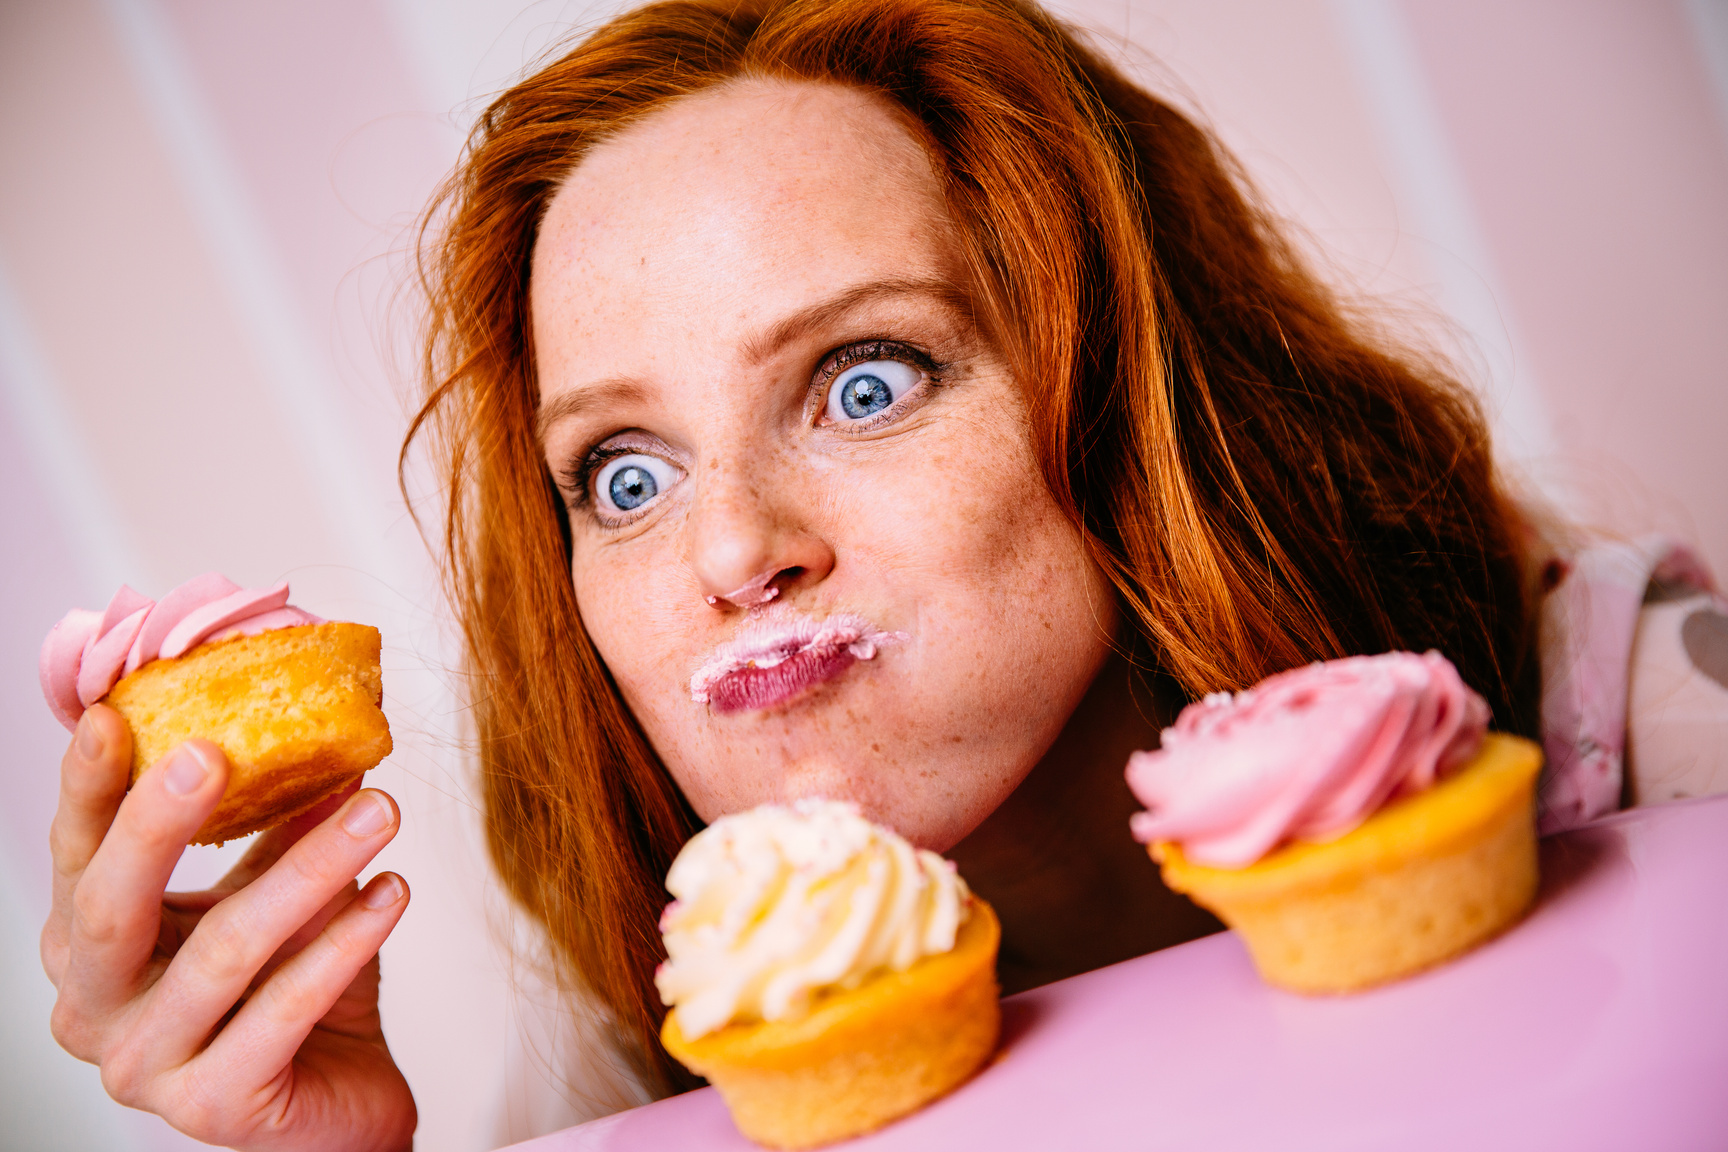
[690,456,835,609]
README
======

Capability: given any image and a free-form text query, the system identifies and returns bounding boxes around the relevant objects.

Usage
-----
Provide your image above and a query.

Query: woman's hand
[40,704,417,1151]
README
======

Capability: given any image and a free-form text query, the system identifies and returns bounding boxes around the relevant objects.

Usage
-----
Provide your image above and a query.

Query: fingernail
[360,874,404,910]
[76,714,104,762]
[342,792,392,838]
[163,746,209,796]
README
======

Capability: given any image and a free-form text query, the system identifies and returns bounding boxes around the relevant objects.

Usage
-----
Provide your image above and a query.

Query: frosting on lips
[655,798,971,1040]
[688,607,906,712]
[1126,651,1491,868]
[39,573,322,731]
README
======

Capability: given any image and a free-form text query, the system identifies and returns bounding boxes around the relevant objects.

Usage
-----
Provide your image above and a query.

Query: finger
[208,778,365,895]
[56,741,229,1025]
[181,878,363,994]
[129,790,399,1066]
[263,879,360,983]
[189,872,408,1091]
[44,706,135,980]
[154,782,368,950]
[159,877,355,959]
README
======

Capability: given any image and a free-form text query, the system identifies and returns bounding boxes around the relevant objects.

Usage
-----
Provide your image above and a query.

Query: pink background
[2,2,1724,1149]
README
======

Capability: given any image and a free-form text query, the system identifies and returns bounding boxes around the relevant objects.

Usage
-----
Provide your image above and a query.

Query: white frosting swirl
[655,799,972,1040]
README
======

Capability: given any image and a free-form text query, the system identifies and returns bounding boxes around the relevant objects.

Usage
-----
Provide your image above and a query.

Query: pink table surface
[512,794,1728,1151]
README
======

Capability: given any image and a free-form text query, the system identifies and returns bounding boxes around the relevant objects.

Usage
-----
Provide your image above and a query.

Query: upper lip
[688,604,906,704]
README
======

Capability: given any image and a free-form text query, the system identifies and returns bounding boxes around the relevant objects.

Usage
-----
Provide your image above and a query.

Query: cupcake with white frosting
[657,798,999,1150]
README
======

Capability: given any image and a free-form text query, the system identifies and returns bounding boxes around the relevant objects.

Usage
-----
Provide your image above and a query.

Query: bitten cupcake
[40,573,392,844]
[656,798,1000,1150]
[1127,651,1542,994]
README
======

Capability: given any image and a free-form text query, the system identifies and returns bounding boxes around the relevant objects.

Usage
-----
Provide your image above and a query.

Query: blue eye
[840,373,891,418]
[611,465,654,509]
[826,359,920,424]
[594,453,681,515]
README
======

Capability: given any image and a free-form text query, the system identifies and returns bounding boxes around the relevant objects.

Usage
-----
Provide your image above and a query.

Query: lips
[689,607,906,715]
[705,644,860,713]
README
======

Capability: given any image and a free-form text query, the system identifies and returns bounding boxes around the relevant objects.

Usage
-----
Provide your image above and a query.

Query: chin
[675,742,934,844]
[655,661,1027,848]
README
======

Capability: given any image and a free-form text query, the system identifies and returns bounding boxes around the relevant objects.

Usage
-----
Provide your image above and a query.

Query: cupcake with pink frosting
[41,574,391,844]
[1128,651,1543,993]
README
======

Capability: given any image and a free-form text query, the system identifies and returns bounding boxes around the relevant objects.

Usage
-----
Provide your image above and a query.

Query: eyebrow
[536,376,648,441]
[534,276,972,441]
[739,276,973,364]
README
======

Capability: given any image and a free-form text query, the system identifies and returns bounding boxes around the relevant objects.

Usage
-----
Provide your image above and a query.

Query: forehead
[530,79,958,374]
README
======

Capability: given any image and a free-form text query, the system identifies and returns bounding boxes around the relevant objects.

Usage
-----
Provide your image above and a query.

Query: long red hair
[405,0,1538,1093]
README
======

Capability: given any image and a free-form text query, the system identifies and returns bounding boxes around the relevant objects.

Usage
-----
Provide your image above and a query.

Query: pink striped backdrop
[3,2,1724,1148]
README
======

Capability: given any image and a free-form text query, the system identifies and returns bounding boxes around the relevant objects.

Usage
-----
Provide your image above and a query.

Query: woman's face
[532,79,1114,850]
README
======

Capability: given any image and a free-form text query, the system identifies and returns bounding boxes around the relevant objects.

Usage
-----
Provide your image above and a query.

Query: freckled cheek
[837,423,1070,598]
[828,416,1103,732]
[570,537,695,706]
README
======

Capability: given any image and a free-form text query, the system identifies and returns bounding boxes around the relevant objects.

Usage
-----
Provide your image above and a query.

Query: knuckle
[172,1066,241,1146]
[124,803,188,855]
[324,902,377,957]
[61,752,128,810]
[192,906,263,986]
[259,957,317,1023]
[268,839,360,915]
[99,1042,148,1109]
[49,997,100,1061]
[40,922,69,985]
[285,831,348,883]
[62,757,113,802]
[69,881,126,947]
[47,820,89,873]
[172,1087,218,1143]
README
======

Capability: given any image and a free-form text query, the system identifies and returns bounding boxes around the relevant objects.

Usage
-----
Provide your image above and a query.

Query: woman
[40,0,1538,1147]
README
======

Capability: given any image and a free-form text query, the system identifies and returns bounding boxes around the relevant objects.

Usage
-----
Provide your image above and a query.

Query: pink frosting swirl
[1126,651,1491,867]
[39,573,322,731]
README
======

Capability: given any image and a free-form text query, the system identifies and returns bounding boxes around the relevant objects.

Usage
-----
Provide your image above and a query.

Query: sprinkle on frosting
[1126,651,1491,868]
[39,574,322,731]
[655,798,971,1040]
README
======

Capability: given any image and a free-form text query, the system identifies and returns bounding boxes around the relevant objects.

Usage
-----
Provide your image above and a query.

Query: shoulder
[1626,586,1728,805]
[1537,535,1728,831]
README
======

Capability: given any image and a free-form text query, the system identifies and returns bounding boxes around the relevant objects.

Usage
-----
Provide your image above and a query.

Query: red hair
[405,0,1537,1092]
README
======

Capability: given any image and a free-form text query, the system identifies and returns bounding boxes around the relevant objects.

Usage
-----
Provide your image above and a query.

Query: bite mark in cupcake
[40,575,392,845]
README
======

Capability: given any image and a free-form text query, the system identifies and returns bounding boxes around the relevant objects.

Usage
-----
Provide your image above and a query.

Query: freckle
[871,743,881,753]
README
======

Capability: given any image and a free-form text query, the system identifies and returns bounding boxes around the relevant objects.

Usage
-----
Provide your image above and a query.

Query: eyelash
[560,446,627,512]
[813,339,941,416]
[560,339,942,513]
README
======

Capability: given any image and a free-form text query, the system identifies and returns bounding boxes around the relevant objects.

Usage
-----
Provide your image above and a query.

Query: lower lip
[706,645,859,714]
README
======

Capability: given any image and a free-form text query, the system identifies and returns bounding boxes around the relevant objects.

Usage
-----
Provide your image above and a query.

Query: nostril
[708,566,806,609]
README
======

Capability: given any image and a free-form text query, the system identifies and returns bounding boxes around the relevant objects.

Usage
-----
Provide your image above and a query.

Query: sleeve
[1625,585,1728,807]
[1536,535,1722,833]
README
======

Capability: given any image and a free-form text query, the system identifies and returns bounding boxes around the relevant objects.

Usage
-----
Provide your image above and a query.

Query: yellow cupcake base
[1156,733,1543,994]
[105,622,392,845]
[662,899,1001,1150]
